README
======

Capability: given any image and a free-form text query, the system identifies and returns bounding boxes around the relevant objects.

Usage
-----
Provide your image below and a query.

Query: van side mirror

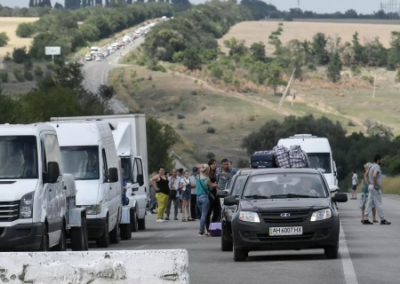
[336,166,344,179]
[332,193,348,203]
[217,190,229,198]
[137,174,144,186]
[46,162,60,184]
[107,168,119,183]
[224,195,239,206]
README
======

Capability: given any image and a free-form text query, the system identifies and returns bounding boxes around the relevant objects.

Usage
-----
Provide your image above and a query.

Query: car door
[132,157,147,219]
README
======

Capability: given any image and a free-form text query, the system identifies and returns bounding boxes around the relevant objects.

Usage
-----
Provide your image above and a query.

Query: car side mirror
[332,192,348,203]
[137,174,144,186]
[46,162,60,184]
[107,168,119,183]
[224,195,239,206]
[329,185,339,193]
[217,190,229,198]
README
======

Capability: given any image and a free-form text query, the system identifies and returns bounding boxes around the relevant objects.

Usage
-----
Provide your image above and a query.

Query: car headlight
[311,209,332,222]
[239,211,260,223]
[20,192,34,218]
[84,205,102,215]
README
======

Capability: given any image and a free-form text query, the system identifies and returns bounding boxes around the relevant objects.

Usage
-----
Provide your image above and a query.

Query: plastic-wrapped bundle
[272,145,291,168]
[251,150,276,168]
[289,145,308,168]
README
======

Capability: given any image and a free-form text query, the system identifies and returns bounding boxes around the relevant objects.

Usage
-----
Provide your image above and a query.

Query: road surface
[91,193,400,284]
[82,37,145,114]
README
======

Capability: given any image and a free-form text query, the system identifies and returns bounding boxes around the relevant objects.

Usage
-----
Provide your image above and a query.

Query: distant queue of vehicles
[217,134,348,261]
[0,114,148,251]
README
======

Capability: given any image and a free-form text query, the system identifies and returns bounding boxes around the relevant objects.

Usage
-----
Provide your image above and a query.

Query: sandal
[182,218,187,222]
[373,219,379,223]
[188,218,194,221]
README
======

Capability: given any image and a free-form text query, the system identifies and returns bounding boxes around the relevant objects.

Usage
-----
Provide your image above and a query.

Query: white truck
[278,134,340,194]
[51,114,148,240]
[0,123,88,251]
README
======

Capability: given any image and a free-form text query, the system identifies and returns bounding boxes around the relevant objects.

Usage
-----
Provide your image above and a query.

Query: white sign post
[45,46,61,63]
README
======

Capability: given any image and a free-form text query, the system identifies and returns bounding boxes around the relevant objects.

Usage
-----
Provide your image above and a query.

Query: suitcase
[251,151,276,169]
[208,222,221,237]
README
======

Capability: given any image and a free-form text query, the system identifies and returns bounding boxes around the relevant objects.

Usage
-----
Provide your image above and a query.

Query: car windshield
[242,173,328,198]
[231,175,248,196]
[0,136,38,179]
[307,153,332,174]
[60,146,99,180]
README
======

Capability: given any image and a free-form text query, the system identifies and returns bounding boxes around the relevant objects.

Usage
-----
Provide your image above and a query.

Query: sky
[0,0,384,14]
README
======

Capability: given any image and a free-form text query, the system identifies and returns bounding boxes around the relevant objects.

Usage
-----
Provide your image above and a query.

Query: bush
[0,72,8,83]
[237,158,249,168]
[177,123,184,130]
[46,63,55,70]
[16,23,36,38]
[201,106,207,111]
[209,65,223,79]
[249,116,256,121]
[350,65,361,75]
[207,127,216,134]
[202,119,210,124]
[192,90,198,96]
[0,32,9,47]
[34,66,44,78]
[347,120,356,127]
[24,60,33,70]
[3,52,12,62]
[177,114,185,119]
[362,75,374,85]
[284,15,294,21]
[307,63,317,71]
[12,47,28,64]
[148,64,166,72]
[206,152,216,159]
[24,70,34,81]
[13,69,25,82]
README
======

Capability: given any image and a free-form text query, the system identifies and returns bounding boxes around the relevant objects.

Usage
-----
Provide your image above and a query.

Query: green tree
[12,47,28,64]
[327,52,342,82]
[16,23,36,38]
[29,0,35,7]
[183,47,202,70]
[387,31,400,70]
[351,32,365,65]
[267,63,286,95]
[0,89,21,124]
[249,61,268,85]
[224,38,248,57]
[249,42,266,62]
[0,32,9,47]
[312,33,329,65]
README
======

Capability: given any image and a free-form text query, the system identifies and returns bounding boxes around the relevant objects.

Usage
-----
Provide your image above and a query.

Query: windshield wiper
[270,194,319,198]
[244,195,268,199]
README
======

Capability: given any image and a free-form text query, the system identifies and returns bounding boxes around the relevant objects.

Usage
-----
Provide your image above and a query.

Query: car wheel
[221,226,233,252]
[233,246,248,262]
[138,218,146,230]
[324,243,339,259]
[110,220,120,244]
[39,225,49,251]
[120,223,132,240]
[96,216,110,248]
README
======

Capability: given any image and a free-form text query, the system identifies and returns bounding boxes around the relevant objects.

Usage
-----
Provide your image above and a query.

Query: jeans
[156,192,168,220]
[190,194,199,219]
[149,186,158,211]
[166,196,179,218]
[206,191,221,232]
[365,185,385,219]
[197,194,210,233]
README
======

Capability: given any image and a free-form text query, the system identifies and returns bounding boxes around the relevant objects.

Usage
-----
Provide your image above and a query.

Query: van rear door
[132,157,147,219]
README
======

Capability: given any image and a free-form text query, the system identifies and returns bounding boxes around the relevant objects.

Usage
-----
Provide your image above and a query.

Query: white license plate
[269,226,303,236]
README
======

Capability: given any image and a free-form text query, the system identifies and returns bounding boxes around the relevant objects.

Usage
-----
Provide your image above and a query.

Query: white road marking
[339,222,358,284]
[134,244,148,249]
[164,234,174,238]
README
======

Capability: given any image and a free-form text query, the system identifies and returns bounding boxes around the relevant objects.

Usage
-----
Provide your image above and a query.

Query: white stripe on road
[339,223,358,284]
[164,234,174,238]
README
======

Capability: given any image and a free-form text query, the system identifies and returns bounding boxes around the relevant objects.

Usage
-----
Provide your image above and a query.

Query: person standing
[351,170,359,200]
[121,166,128,206]
[150,167,170,223]
[196,164,219,236]
[360,163,377,223]
[205,159,220,236]
[166,169,182,221]
[148,172,158,214]
[362,155,391,225]
[190,167,199,221]
[180,170,192,222]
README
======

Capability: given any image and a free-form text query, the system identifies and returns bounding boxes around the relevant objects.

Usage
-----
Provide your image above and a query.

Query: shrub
[396,69,400,82]
[207,127,216,134]
[192,90,198,96]
[148,75,152,81]
[350,65,361,75]
[33,66,43,78]
[177,114,185,119]
[24,70,34,81]
[249,116,256,121]
[0,32,9,47]
[148,64,166,72]
[238,158,249,168]
[202,119,210,124]
[3,52,12,62]
[362,75,374,85]
[201,106,207,111]
[16,23,36,38]
[0,72,8,83]
[12,47,28,64]
[24,60,33,70]
[307,63,317,71]
[347,120,356,127]
[206,152,216,159]
[209,65,223,79]
[177,123,184,130]
[284,15,294,21]
[46,63,55,71]
[13,68,25,82]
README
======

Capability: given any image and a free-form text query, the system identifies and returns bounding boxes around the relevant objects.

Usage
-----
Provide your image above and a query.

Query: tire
[131,210,139,232]
[120,223,132,240]
[325,243,339,259]
[96,216,110,248]
[53,224,67,251]
[71,216,88,251]
[221,226,233,252]
[138,218,146,230]
[233,246,248,262]
[39,225,49,251]
[110,220,120,244]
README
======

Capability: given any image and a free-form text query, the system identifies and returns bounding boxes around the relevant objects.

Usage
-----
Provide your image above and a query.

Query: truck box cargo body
[0,124,87,251]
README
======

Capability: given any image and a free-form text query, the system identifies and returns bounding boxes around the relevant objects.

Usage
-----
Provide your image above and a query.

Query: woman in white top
[180,170,192,222]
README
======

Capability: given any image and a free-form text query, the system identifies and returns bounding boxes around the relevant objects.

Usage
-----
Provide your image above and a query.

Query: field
[219,20,400,55]
[0,17,39,62]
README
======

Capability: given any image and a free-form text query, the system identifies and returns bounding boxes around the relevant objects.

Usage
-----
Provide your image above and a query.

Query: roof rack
[288,134,318,139]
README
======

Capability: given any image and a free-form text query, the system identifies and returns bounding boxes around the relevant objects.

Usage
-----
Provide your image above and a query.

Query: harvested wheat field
[0,17,39,61]
[219,21,400,55]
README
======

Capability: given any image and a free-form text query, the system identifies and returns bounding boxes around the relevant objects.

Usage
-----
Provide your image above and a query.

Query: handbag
[169,190,177,199]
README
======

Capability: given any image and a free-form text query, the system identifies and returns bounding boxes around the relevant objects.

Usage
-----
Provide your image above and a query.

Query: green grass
[382,176,400,195]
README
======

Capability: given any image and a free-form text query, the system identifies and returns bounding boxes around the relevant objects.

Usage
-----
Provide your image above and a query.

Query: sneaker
[381,220,391,225]
[362,220,374,225]
[165,217,170,221]
[156,219,164,223]
[373,220,379,223]
[198,232,205,236]
[174,217,178,221]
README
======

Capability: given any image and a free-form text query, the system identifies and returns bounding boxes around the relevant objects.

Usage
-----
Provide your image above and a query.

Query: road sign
[45,46,61,55]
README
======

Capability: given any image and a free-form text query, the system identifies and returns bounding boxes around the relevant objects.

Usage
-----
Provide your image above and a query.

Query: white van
[48,121,122,248]
[0,124,87,251]
[278,134,339,192]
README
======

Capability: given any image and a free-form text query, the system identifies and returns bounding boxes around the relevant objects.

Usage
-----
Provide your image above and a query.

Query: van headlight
[239,211,260,223]
[311,209,332,222]
[20,192,34,218]
[84,205,102,215]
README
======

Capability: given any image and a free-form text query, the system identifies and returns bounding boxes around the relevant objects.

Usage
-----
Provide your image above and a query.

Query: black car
[218,169,252,252]
[223,168,348,262]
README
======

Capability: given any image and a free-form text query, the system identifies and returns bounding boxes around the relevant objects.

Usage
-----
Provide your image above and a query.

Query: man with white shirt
[351,169,359,200]
[165,168,182,221]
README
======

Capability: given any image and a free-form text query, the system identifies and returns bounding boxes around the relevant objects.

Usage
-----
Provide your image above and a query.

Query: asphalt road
[81,37,145,114]
[90,193,400,284]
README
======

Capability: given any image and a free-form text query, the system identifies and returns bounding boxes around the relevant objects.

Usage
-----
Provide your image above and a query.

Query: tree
[182,47,202,70]
[327,52,342,82]
[97,85,115,108]
[42,0,52,7]
[16,23,36,38]
[352,32,365,65]
[267,63,287,95]
[54,2,63,9]
[249,42,266,62]
[0,32,9,47]
[312,33,329,65]
[12,47,28,64]
[29,0,35,7]
[224,38,248,57]
[345,9,358,18]
[249,61,269,85]
[0,90,20,124]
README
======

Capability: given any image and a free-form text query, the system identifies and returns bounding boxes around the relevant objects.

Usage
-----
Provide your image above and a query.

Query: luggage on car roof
[251,151,276,169]
[289,145,308,168]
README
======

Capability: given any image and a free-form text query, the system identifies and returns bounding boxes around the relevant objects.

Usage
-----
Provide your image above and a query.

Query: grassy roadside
[382,177,400,195]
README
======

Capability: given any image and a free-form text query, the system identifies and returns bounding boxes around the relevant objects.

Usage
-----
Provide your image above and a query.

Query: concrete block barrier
[0,249,189,284]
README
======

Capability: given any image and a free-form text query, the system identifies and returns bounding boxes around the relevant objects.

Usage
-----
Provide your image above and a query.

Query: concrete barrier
[0,249,189,284]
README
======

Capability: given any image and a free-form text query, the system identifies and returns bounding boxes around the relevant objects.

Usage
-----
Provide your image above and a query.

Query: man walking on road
[166,169,182,221]
[362,155,391,225]
[351,169,359,200]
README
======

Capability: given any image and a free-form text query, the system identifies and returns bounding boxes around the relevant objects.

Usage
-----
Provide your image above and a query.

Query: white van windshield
[60,146,99,180]
[307,153,332,174]
[0,136,38,179]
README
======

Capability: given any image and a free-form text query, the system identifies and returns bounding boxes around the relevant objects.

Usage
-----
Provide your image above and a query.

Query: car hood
[240,198,330,212]
[0,180,39,201]
[75,180,101,206]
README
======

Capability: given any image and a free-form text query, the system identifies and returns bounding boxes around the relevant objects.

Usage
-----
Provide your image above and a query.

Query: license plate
[269,226,303,236]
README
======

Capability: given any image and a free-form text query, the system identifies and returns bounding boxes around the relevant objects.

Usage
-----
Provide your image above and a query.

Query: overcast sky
[0,0,383,14]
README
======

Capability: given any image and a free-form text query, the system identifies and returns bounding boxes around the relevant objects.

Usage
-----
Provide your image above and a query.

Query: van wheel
[39,225,49,251]
[131,210,138,232]
[221,227,233,252]
[110,220,120,244]
[325,243,339,259]
[53,225,67,251]
[120,223,132,240]
[233,246,248,262]
[96,217,110,248]
[71,216,88,251]
[138,218,146,230]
